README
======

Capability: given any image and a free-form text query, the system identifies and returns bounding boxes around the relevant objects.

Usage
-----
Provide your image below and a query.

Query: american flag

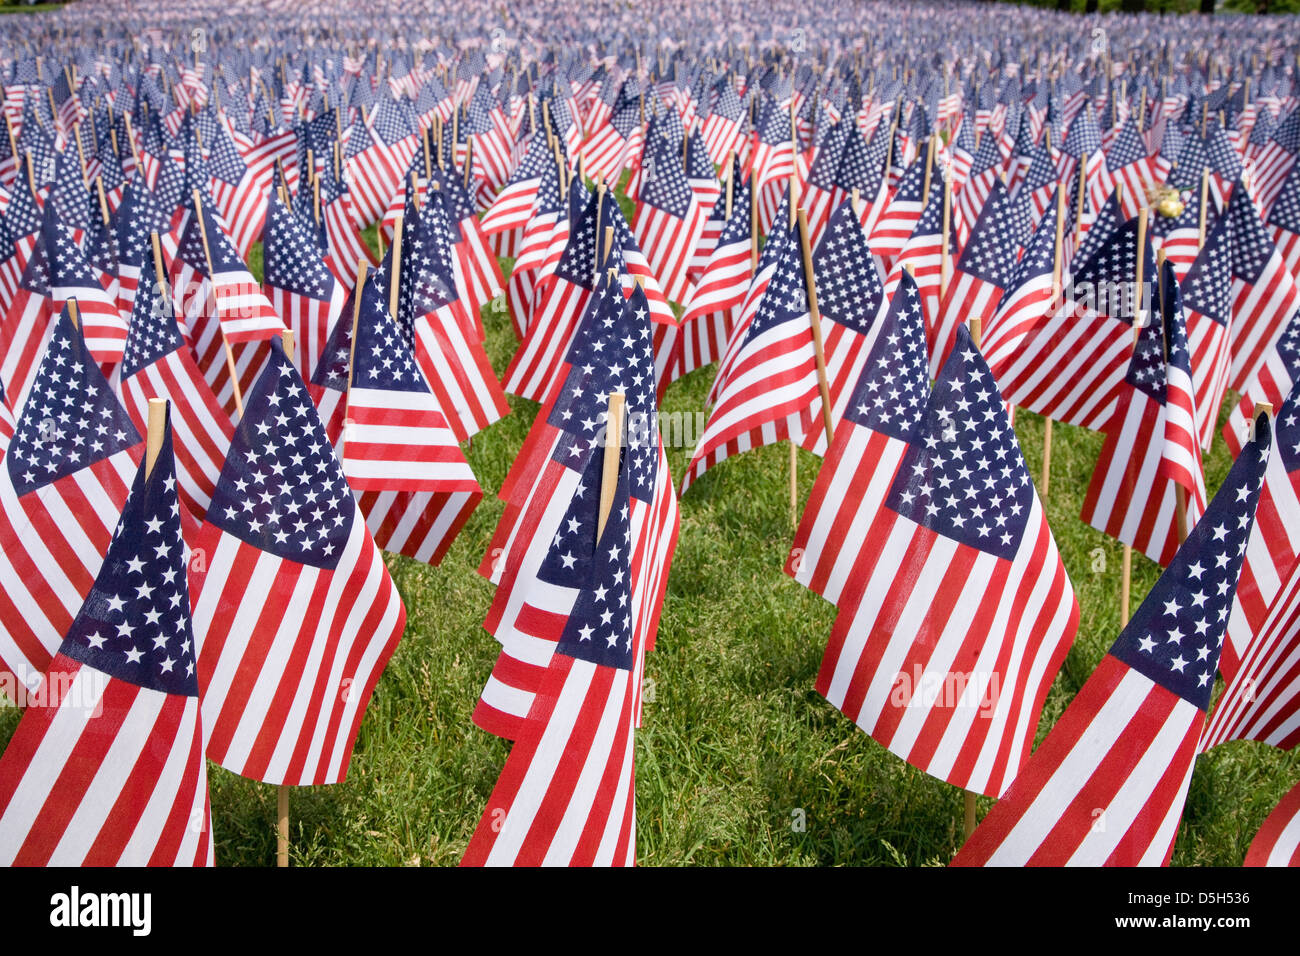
[881,177,953,369]
[581,97,642,185]
[391,195,509,441]
[478,278,677,744]
[262,191,345,385]
[1205,531,1300,755]
[633,131,705,304]
[700,81,745,167]
[1250,110,1300,219]
[953,416,1270,866]
[345,96,421,228]
[787,270,930,607]
[1180,216,1234,452]
[464,86,514,192]
[1106,117,1171,221]
[1222,180,1300,395]
[479,131,552,236]
[799,320,1078,797]
[869,153,931,271]
[462,443,639,866]
[170,193,285,417]
[429,166,505,321]
[667,175,753,392]
[319,157,377,291]
[990,215,1152,433]
[681,208,815,494]
[1218,375,1300,682]
[0,303,141,693]
[983,188,1061,376]
[0,412,212,866]
[203,112,273,258]
[1267,162,1300,284]
[934,179,1025,377]
[1081,259,1207,567]
[503,183,597,403]
[1244,778,1300,867]
[333,268,483,566]
[1150,182,1209,283]
[796,197,886,457]
[0,210,129,415]
[191,339,406,786]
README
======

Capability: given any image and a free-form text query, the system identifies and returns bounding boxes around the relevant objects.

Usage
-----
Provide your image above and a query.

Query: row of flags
[1,0,1300,866]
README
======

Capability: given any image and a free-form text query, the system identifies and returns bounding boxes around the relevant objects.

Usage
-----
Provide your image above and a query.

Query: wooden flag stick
[597,393,626,541]
[95,177,110,226]
[192,190,245,418]
[144,398,167,480]
[1074,152,1088,246]
[594,181,606,279]
[1197,167,1210,249]
[388,214,404,318]
[940,174,952,303]
[277,785,289,868]
[796,207,836,450]
[464,139,474,190]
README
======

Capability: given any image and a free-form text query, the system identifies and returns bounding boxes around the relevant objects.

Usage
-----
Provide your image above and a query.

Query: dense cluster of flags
[0,0,1299,867]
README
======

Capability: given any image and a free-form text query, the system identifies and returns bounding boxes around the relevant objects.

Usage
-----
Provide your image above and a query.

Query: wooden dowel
[597,393,625,541]
[144,398,167,479]
[389,213,403,318]
[277,785,289,868]
[796,207,835,449]
[789,439,798,528]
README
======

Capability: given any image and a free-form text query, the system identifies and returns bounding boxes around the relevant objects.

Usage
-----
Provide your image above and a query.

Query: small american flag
[0,410,213,866]
[0,303,141,694]
[192,339,406,786]
[1081,259,1207,566]
[463,443,639,867]
[333,268,483,566]
[796,318,1078,798]
[1181,216,1234,452]
[954,415,1270,866]
[262,191,345,385]
[118,238,233,523]
[633,131,705,304]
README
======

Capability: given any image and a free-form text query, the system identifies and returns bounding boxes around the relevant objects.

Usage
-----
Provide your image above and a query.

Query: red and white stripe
[1245,778,1300,867]
[191,516,406,786]
[0,657,212,866]
[952,656,1202,866]
[0,449,139,691]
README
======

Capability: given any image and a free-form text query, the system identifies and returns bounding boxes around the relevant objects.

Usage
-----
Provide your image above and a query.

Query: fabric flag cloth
[982,189,1061,376]
[1180,216,1234,452]
[462,445,639,867]
[1222,180,1299,395]
[0,408,213,866]
[633,131,706,304]
[327,268,483,566]
[0,210,130,415]
[681,207,816,494]
[989,215,1153,432]
[1244,778,1300,866]
[786,270,930,609]
[1221,383,1300,680]
[477,278,677,742]
[170,195,285,417]
[191,338,406,786]
[796,197,887,457]
[661,174,753,392]
[389,195,509,442]
[262,191,345,386]
[953,416,1271,866]
[117,240,232,523]
[797,321,1078,798]
[933,179,1024,377]
[0,303,142,692]
[1081,259,1207,567]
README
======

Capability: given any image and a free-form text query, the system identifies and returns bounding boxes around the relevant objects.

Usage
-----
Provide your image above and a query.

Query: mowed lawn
[2,219,1296,867]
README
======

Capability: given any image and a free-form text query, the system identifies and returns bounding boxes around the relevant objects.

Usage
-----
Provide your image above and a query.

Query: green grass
[1,220,1296,867]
